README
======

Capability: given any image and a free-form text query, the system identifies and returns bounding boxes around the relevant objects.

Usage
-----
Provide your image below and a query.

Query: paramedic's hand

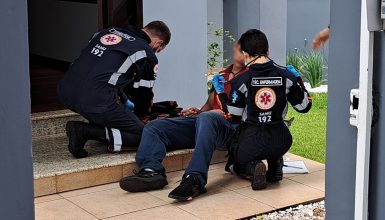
[124,99,135,111]
[180,107,201,117]
[212,73,225,93]
[286,65,300,78]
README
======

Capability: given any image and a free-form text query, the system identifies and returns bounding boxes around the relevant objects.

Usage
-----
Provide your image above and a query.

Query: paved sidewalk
[35,153,325,220]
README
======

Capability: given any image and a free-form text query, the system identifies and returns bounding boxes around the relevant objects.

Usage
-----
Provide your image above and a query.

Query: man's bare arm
[312,27,330,50]
[180,91,215,116]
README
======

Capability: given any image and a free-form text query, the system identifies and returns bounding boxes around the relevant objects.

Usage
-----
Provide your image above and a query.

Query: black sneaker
[168,174,207,201]
[119,169,168,192]
[251,161,267,190]
[225,149,235,173]
[266,157,284,182]
[66,121,88,159]
[225,161,233,173]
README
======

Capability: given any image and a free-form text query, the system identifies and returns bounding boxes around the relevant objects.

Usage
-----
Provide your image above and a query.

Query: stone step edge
[33,149,195,179]
[31,109,79,121]
[34,150,228,197]
[32,110,87,137]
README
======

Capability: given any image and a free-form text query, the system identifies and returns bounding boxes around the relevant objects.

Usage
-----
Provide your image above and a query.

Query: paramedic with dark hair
[220,29,312,190]
[57,21,171,158]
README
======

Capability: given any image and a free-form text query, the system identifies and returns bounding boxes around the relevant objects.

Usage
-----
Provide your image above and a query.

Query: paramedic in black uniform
[57,21,171,158]
[220,29,312,190]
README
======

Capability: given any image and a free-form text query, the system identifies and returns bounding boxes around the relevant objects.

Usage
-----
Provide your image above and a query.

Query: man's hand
[212,73,225,93]
[286,65,300,77]
[180,107,201,117]
[312,27,330,51]
[124,99,135,111]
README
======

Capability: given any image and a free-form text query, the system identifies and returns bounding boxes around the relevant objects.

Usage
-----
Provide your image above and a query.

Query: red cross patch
[100,34,122,46]
[255,87,276,110]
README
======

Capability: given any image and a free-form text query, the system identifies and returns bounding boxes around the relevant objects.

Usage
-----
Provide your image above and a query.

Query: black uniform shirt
[58,27,158,115]
[218,61,312,124]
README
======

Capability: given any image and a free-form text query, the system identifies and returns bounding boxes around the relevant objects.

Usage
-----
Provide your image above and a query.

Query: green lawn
[286,93,327,163]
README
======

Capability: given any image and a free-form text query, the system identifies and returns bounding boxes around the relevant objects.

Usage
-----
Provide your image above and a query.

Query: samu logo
[231,91,239,103]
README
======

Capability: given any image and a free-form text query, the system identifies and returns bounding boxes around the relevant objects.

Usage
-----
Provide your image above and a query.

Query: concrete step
[33,134,227,197]
[31,110,86,137]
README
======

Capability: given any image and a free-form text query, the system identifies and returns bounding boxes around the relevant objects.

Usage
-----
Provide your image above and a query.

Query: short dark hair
[239,29,269,57]
[144,21,171,45]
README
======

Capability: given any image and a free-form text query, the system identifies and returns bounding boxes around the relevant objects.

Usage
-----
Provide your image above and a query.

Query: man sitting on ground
[118,42,247,197]
[120,30,311,201]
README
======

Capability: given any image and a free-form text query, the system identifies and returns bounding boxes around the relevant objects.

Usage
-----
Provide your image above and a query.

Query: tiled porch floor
[35,153,325,220]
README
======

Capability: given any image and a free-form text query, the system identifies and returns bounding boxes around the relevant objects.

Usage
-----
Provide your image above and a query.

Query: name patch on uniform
[109,29,136,41]
[255,87,276,110]
[100,34,122,45]
[251,77,282,87]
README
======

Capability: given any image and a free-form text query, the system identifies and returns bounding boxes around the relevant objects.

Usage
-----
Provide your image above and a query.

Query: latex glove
[286,65,300,78]
[212,73,225,93]
[124,99,135,111]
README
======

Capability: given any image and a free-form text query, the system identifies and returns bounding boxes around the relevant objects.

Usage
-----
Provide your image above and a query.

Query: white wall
[260,0,288,65]
[237,0,260,37]
[143,0,208,108]
[223,0,260,63]
[207,0,224,68]
[287,0,330,53]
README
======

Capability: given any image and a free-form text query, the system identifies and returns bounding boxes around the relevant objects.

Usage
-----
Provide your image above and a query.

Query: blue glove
[124,99,135,111]
[286,65,300,78]
[212,73,225,93]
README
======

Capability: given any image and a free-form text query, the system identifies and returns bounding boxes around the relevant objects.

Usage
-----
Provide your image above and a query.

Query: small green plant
[206,22,235,94]
[207,22,235,72]
[287,50,327,88]
[287,51,303,71]
[301,52,326,88]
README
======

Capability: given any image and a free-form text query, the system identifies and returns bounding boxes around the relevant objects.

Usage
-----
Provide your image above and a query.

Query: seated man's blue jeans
[135,112,236,187]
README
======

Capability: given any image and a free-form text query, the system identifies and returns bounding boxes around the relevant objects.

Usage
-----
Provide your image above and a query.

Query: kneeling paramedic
[57,21,171,158]
[219,29,312,190]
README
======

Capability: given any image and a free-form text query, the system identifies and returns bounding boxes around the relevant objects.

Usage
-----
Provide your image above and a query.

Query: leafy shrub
[207,22,235,72]
[287,50,327,88]
[301,52,326,88]
[207,22,235,94]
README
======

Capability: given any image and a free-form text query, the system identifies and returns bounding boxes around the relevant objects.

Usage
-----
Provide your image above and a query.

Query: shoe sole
[168,188,207,202]
[252,162,267,190]
[119,176,168,192]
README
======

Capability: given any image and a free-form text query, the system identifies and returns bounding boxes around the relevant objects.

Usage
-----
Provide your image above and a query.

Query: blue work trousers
[135,112,236,187]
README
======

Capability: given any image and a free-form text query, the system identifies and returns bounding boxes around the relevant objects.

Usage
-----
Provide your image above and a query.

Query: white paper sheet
[282,160,309,174]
